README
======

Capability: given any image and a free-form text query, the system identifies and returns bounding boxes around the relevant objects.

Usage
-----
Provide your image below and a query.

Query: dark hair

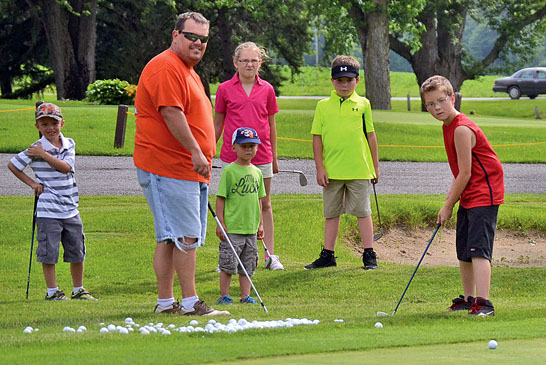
[174,12,209,32]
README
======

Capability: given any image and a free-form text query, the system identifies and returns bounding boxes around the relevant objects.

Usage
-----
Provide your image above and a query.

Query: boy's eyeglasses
[179,31,209,43]
[425,96,450,109]
[238,59,260,65]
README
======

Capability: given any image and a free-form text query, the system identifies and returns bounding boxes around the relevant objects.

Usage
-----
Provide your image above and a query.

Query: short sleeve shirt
[215,74,279,165]
[134,49,215,183]
[216,163,266,234]
[311,90,376,179]
[10,134,79,219]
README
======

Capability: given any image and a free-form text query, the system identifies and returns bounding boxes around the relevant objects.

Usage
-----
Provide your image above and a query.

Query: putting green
[222,337,546,364]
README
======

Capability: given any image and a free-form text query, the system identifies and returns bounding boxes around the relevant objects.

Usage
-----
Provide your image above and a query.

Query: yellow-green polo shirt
[311,90,376,179]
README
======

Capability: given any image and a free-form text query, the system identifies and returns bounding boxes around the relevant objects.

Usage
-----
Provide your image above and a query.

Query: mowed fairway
[1,195,545,364]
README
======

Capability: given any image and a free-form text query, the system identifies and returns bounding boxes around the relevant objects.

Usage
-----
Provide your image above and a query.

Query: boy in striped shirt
[8,102,96,301]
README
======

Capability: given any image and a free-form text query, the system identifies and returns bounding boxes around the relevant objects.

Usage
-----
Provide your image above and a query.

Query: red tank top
[443,114,504,209]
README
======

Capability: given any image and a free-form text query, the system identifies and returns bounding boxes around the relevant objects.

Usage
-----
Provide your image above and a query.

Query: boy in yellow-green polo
[305,55,380,270]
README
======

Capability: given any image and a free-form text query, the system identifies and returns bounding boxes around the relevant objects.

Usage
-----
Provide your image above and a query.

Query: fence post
[535,106,541,119]
[407,93,411,111]
[454,92,462,111]
[114,104,128,148]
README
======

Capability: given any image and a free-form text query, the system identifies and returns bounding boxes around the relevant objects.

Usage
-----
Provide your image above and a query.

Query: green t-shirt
[217,163,266,234]
[310,90,376,179]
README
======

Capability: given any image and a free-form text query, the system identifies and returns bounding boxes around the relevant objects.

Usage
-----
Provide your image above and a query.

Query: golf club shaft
[372,183,382,231]
[26,196,38,299]
[208,202,268,313]
[392,223,441,315]
[260,239,272,258]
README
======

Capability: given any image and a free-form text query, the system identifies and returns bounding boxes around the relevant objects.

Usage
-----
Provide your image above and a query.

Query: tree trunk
[216,7,235,82]
[347,0,391,110]
[28,0,96,100]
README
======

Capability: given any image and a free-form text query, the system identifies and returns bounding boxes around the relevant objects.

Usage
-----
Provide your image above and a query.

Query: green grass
[1,98,545,163]
[1,194,545,363]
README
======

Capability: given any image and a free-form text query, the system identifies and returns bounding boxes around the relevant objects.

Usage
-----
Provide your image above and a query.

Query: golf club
[278,170,308,186]
[391,223,441,315]
[25,195,38,299]
[259,239,273,269]
[372,183,383,241]
[208,202,268,313]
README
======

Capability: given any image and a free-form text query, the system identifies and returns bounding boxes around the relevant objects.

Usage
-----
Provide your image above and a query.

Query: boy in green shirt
[306,55,380,270]
[215,127,267,304]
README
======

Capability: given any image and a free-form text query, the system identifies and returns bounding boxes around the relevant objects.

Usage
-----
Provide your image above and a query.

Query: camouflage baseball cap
[35,102,63,122]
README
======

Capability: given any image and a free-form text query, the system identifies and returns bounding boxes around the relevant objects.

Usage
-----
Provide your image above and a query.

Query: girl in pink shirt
[214,42,283,270]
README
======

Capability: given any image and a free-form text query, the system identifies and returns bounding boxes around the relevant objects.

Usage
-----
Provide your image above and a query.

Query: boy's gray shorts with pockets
[36,214,86,264]
[218,233,258,276]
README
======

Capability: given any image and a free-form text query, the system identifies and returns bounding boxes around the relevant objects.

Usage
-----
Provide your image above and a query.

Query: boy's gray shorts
[218,233,258,276]
[36,214,86,264]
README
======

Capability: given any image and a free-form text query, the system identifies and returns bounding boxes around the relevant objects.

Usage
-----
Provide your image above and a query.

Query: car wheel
[528,94,538,99]
[508,86,521,99]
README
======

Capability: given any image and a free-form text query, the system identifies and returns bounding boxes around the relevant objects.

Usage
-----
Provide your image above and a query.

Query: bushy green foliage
[85,79,136,105]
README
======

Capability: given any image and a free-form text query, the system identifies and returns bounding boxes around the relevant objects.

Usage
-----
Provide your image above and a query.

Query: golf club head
[376,311,388,316]
[298,172,308,186]
[373,232,383,241]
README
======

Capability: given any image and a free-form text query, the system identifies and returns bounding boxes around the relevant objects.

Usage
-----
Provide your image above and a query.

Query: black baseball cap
[331,64,359,79]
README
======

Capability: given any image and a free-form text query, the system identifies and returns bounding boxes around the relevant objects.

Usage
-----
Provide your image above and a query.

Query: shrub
[86,79,137,105]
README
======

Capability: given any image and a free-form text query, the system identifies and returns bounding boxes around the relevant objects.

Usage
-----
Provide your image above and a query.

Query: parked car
[492,67,546,99]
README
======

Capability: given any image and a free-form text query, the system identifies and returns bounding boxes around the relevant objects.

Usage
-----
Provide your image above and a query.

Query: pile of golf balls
[95,317,320,335]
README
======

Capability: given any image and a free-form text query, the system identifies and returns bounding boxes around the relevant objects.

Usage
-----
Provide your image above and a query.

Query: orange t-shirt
[134,49,215,183]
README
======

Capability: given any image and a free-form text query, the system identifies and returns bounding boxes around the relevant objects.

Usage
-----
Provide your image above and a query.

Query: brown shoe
[154,301,181,314]
[179,300,230,316]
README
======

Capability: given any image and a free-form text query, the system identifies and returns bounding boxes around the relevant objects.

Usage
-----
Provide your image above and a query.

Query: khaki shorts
[323,179,372,218]
[219,161,273,179]
[218,233,258,275]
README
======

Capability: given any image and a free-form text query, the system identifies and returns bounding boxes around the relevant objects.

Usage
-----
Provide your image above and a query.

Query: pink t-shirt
[215,73,279,165]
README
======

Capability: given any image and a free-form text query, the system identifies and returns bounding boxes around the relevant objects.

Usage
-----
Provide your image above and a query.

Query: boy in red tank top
[420,75,504,316]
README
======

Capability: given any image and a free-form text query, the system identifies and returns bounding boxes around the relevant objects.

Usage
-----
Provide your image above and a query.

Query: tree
[310,0,425,110]
[26,0,97,100]
[390,0,546,94]
[0,0,52,98]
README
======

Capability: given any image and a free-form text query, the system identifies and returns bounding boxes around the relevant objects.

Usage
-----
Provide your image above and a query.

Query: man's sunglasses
[179,31,209,43]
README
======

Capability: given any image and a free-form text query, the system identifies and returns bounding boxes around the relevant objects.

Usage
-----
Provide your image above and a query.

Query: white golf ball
[23,327,33,334]
[63,326,75,333]
[334,319,344,323]
[125,317,133,323]
[119,328,129,334]
[140,329,150,335]
[488,340,498,349]
[77,326,87,332]
[99,327,109,333]
[189,320,198,326]
[107,324,116,331]
[374,322,383,328]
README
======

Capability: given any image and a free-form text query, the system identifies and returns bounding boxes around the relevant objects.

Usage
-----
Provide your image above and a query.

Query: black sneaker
[445,295,474,312]
[469,297,495,316]
[362,249,378,270]
[304,249,336,270]
[45,290,69,301]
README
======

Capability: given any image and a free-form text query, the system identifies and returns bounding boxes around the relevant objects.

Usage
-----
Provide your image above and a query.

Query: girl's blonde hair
[233,42,269,63]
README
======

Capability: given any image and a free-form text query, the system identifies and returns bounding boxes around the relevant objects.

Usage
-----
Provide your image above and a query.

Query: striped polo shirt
[10,134,79,219]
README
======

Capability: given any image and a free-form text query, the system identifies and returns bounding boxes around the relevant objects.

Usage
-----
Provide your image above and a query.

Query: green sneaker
[45,290,69,301]
[71,289,97,300]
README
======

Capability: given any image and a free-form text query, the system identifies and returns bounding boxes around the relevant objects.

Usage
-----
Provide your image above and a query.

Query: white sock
[47,287,59,296]
[157,297,175,308]
[73,286,83,294]
[182,295,199,310]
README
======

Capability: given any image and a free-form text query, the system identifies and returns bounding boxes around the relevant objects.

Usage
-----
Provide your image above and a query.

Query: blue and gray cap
[232,127,261,145]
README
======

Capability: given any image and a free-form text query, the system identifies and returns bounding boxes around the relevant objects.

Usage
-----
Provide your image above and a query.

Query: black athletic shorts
[456,205,499,263]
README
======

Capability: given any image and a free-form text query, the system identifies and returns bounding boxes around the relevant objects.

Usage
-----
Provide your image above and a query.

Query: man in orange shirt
[134,11,229,316]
